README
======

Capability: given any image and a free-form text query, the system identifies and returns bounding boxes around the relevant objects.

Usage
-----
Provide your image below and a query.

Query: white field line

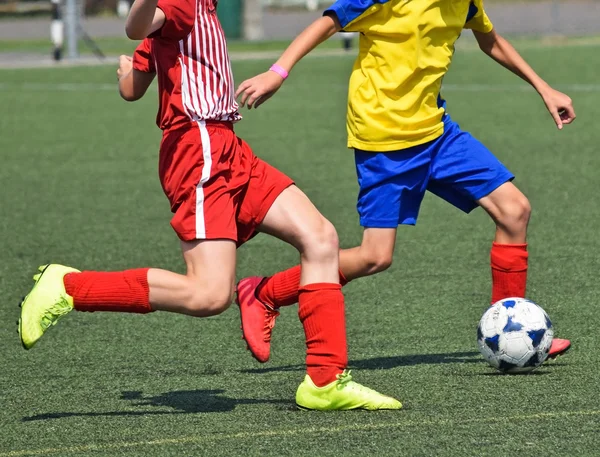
[1,408,599,457]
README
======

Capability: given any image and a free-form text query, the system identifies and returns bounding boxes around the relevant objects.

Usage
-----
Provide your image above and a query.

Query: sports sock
[257,265,348,308]
[64,269,152,313]
[298,283,347,387]
[490,243,528,304]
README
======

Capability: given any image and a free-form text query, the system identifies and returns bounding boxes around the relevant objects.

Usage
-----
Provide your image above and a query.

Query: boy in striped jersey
[17,0,401,411]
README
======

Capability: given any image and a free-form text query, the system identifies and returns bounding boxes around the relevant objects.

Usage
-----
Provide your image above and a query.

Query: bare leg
[478,181,531,304]
[478,182,531,243]
[148,239,237,317]
[259,185,339,285]
[339,227,397,281]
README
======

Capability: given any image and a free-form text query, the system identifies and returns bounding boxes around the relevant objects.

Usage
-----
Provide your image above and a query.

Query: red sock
[490,243,528,304]
[257,265,348,309]
[64,269,152,313]
[298,283,347,387]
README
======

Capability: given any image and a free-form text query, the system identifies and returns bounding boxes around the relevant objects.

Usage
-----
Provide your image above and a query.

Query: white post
[50,0,63,61]
[117,0,130,17]
[65,0,79,59]
[243,0,264,41]
[306,0,318,11]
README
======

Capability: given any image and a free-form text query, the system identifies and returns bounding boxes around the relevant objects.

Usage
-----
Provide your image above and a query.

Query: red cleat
[236,276,280,363]
[548,338,571,360]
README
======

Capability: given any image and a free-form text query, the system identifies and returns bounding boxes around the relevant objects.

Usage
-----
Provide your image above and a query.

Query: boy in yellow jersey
[235,0,575,365]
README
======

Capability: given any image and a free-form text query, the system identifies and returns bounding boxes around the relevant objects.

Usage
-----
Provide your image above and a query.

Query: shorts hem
[253,181,295,228]
[360,217,416,228]
[462,173,515,214]
[175,231,239,243]
[471,172,515,201]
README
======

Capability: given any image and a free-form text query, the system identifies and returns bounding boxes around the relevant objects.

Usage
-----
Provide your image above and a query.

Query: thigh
[236,144,294,246]
[257,184,339,285]
[355,148,431,228]
[339,227,397,281]
[477,181,529,219]
[428,117,515,214]
[257,185,328,250]
[181,238,237,292]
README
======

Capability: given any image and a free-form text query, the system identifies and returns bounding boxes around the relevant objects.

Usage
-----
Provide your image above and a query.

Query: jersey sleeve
[464,0,494,33]
[323,0,387,32]
[149,0,195,40]
[132,39,155,73]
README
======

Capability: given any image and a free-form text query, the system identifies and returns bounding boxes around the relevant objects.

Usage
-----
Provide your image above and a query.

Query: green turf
[2,34,598,58]
[1,39,599,457]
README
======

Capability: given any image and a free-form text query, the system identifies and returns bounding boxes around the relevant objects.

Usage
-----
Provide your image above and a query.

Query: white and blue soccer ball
[477,297,554,374]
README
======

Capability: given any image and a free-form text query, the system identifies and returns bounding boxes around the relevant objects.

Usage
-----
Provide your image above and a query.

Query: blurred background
[0,0,599,65]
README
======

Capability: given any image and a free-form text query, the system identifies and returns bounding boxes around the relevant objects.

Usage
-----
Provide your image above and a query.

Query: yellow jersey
[324,0,494,151]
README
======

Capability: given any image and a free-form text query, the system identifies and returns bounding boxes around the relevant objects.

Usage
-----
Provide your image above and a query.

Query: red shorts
[159,121,293,244]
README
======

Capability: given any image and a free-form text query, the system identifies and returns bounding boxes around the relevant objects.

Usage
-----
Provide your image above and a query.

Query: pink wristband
[269,64,289,80]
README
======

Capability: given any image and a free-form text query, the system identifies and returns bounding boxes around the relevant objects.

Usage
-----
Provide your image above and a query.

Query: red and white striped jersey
[132,0,240,131]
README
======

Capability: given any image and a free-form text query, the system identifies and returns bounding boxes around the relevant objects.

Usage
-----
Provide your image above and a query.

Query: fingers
[551,109,563,130]
[239,87,254,108]
[247,90,267,109]
[560,105,576,125]
[236,79,260,108]
[236,83,266,109]
[235,80,250,99]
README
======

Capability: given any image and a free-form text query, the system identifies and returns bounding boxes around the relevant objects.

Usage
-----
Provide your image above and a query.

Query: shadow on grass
[241,351,481,375]
[22,389,289,422]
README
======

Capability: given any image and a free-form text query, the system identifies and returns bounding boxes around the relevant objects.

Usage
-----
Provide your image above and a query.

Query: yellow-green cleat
[18,264,80,350]
[296,370,402,411]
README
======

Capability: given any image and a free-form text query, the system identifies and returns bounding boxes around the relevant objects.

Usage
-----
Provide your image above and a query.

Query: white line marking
[1,408,599,456]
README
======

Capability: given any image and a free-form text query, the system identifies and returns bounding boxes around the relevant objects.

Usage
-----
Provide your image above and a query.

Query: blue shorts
[355,115,514,228]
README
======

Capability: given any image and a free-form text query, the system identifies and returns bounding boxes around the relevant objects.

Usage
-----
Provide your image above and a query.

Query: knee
[362,250,393,275]
[495,195,531,233]
[300,218,339,261]
[184,284,234,318]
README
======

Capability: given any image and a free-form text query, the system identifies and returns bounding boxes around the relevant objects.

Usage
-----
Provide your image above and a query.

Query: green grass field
[0,36,347,56]
[1,39,599,457]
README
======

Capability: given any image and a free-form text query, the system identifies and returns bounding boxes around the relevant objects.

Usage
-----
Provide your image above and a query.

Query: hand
[117,55,133,80]
[235,71,285,109]
[540,87,576,130]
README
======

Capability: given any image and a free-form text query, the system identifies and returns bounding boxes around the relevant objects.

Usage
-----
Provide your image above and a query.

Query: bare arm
[236,14,342,109]
[274,13,341,74]
[125,0,165,40]
[117,55,156,101]
[474,29,576,129]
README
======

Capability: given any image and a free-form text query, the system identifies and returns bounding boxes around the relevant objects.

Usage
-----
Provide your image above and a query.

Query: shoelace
[336,370,377,394]
[335,370,354,390]
[263,307,280,342]
[40,296,71,330]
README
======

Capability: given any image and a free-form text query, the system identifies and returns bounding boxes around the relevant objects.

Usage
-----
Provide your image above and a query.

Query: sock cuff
[299,282,342,293]
[492,242,527,250]
[63,272,78,297]
[491,243,528,272]
[129,267,150,293]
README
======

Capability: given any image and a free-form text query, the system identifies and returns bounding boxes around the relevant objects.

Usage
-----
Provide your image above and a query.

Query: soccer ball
[477,297,554,374]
